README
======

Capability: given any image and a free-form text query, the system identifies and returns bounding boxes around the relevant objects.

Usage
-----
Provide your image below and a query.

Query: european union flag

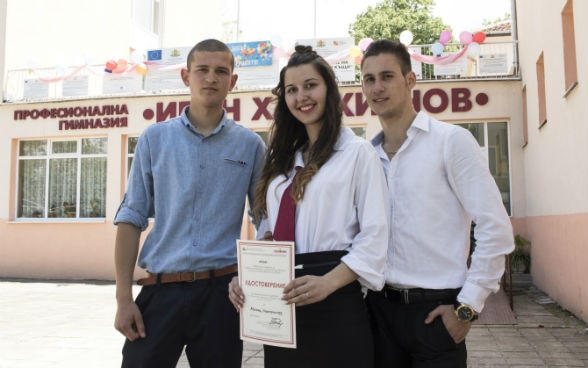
[147,50,162,61]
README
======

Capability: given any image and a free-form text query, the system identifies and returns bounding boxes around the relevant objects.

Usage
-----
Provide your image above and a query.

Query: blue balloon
[432,42,444,56]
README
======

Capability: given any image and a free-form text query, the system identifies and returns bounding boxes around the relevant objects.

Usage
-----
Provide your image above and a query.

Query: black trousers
[264,251,374,368]
[365,289,467,368]
[121,273,242,368]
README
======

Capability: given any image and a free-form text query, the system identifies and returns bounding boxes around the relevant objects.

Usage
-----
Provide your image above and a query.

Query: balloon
[349,46,361,58]
[431,42,444,56]
[439,30,451,45]
[467,42,481,56]
[472,31,486,43]
[358,38,373,52]
[459,31,473,45]
[136,63,148,76]
[104,59,117,73]
[399,30,413,46]
[113,58,128,73]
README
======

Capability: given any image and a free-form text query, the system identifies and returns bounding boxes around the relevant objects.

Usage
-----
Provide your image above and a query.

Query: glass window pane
[18,159,46,218]
[255,131,269,145]
[128,137,139,154]
[52,141,77,154]
[17,137,108,220]
[80,157,107,217]
[487,122,510,215]
[456,123,485,147]
[82,138,107,154]
[19,140,47,156]
[48,158,78,218]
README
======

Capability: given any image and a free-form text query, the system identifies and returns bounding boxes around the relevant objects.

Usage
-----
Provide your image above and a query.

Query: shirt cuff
[458,280,496,313]
[113,206,149,231]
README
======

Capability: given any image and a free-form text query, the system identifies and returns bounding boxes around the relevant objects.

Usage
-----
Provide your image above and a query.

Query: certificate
[237,239,296,348]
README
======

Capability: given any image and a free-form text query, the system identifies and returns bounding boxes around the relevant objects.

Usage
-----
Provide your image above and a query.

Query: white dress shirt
[258,127,389,291]
[372,112,514,312]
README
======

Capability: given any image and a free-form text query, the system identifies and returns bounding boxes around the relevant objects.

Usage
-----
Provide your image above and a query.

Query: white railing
[2,41,519,103]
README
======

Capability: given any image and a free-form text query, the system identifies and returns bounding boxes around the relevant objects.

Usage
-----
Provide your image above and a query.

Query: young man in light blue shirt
[113,38,266,368]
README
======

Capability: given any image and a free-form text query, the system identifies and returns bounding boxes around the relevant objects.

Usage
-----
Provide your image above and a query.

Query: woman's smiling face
[283,63,328,131]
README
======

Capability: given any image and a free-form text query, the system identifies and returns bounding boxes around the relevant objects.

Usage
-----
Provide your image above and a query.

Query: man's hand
[228,276,245,311]
[114,300,146,341]
[424,304,472,343]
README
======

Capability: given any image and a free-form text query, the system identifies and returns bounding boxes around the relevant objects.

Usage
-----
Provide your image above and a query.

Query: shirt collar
[371,111,430,147]
[294,127,352,168]
[180,106,229,136]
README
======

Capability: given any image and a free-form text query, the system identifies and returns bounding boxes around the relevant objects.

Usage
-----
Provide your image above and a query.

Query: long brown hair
[253,45,342,222]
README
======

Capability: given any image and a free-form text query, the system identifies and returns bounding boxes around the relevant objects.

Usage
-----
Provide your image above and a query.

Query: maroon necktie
[273,167,301,242]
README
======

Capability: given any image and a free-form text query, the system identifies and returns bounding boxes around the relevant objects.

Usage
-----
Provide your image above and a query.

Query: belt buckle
[188,272,198,282]
[402,289,410,304]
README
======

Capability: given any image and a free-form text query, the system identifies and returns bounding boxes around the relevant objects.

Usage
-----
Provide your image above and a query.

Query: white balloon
[399,30,414,46]
[467,42,481,57]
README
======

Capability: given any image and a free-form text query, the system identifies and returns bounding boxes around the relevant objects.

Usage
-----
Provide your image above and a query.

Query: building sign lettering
[11,88,489,129]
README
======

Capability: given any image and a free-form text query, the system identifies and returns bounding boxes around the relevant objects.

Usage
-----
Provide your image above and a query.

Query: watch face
[458,306,474,321]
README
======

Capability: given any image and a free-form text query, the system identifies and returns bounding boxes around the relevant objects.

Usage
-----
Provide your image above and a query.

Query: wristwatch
[454,302,478,322]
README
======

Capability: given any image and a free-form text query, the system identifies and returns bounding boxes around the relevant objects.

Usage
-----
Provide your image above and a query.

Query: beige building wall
[515,0,588,322]
[0,82,522,282]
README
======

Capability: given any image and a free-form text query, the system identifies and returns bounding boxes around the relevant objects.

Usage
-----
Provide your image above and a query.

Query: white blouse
[258,127,389,290]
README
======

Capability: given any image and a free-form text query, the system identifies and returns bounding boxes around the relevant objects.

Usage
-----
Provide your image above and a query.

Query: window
[561,0,578,96]
[522,85,528,147]
[255,131,269,146]
[127,136,140,177]
[132,0,160,35]
[457,122,511,215]
[536,52,547,127]
[17,138,107,219]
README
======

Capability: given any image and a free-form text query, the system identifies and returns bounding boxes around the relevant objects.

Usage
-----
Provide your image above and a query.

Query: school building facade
[0,0,586,323]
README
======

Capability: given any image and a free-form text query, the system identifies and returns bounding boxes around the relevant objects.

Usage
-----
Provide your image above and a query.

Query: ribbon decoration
[408,45,468,66]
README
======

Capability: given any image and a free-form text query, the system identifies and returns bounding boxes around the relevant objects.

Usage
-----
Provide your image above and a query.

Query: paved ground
[0,274,586,368]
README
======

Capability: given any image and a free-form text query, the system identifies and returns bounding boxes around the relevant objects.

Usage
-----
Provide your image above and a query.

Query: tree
[482,13,512,27]
[349,0,450,45]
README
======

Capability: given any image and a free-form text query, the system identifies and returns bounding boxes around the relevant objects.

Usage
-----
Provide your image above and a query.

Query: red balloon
[472,32,486,43]
[105,60,117,72]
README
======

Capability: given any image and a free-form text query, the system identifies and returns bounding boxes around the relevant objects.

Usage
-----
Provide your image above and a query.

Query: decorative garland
[25,30,486,84]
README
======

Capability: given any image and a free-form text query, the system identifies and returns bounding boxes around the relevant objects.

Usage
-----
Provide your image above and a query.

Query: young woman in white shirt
[228,45,389,368]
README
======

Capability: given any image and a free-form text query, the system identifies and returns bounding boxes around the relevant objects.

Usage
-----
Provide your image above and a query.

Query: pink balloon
[459,31,473,45]
[358,38,373,52]
[439,30,451,45]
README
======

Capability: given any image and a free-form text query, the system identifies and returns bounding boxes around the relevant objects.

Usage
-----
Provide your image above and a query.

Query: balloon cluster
[458,31,486,57]
[349,38,374,64]
[104,52,148,75]
[400,29,486,57]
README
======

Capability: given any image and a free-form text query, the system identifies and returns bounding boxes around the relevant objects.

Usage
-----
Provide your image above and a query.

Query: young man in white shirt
[361,39,514,368]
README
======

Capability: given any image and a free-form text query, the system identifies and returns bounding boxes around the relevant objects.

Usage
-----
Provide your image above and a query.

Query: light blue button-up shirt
[114,107,266,273]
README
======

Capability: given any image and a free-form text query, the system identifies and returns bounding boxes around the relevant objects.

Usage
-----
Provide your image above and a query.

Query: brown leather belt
[137,264,238,286]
